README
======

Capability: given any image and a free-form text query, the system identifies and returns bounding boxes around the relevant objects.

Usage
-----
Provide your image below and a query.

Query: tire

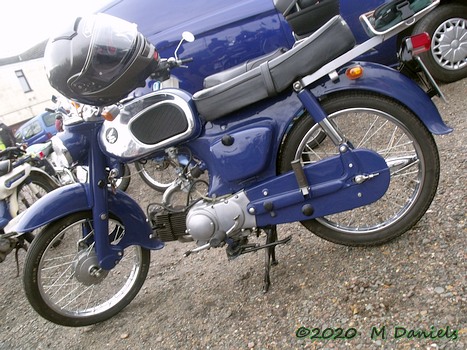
[16,171,58,214]
[135,158,178,192]
[413,4,467,83]
[23,212,150,326]
[73,165,131,192]
[278,92,440,246]
[114,163,131,192]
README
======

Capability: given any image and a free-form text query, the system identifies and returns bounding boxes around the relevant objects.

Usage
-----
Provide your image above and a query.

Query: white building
[0,41,58,130]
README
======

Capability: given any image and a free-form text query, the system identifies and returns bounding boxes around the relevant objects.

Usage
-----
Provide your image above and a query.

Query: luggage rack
[296,0,440,90]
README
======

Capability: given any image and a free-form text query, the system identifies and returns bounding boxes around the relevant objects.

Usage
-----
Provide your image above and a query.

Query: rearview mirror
[175,31,195,60]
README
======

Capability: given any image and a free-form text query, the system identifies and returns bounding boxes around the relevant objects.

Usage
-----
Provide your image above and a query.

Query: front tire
[278,92,440,246]
[23,212,150,326]
[413,4,467,83]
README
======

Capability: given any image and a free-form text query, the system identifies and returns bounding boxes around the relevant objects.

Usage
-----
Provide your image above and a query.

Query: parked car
[14,111,59,146]
[99,0,466,94]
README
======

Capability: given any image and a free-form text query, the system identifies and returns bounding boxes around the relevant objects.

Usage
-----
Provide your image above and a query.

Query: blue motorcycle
[9,0,451,326]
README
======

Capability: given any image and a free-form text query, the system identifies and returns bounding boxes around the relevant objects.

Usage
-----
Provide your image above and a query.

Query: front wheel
[278,92,440,246]
[23,212,150,326]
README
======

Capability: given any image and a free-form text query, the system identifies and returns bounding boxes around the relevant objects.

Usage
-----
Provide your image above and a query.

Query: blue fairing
[12,183,163,251]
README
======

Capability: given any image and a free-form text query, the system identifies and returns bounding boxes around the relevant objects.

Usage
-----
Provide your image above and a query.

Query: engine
[150,191,256,246]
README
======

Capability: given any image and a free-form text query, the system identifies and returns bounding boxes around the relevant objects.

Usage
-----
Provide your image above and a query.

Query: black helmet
[44,14,159,106]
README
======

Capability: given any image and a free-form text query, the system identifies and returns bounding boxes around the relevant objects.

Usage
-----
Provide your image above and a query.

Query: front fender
[311,61,453,135]
[12,183,162,250]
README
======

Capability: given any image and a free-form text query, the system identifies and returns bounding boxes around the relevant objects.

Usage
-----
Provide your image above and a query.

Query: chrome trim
[359,0,440,37]
[99,91,197,160]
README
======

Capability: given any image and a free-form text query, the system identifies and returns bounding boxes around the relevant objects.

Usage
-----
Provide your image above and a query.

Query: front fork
[88,135,123,270]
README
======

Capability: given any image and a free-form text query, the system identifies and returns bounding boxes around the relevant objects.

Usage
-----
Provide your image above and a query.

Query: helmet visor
[69,14,139,96]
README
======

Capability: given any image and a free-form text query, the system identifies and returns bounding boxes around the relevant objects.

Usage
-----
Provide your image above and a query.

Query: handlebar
[180,57,194,65]
[150,56,194,82]
[0,146,26,161]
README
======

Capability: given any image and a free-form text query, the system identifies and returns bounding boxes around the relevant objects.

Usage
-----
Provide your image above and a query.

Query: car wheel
[413,3,467,83]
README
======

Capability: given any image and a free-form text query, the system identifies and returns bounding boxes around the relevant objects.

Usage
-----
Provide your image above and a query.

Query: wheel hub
[431,18,467,70]
[72,250,109,286]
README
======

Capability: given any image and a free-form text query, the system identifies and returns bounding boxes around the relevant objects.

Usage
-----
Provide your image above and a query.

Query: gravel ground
[0,78,465,350]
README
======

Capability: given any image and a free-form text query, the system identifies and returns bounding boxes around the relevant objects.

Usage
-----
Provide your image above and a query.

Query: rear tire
[278,92,440,246]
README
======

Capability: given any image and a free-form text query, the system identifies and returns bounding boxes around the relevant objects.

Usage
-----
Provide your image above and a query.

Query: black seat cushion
[193,16,355,121]
[203,47,288,88]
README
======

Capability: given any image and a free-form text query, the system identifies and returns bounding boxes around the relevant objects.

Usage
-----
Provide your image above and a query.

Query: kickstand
[263,225,279,293]
[14,241,28,277]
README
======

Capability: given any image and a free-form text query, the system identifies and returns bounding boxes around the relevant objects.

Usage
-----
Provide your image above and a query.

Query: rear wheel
[23,212,150,326]
[278,92,440,246]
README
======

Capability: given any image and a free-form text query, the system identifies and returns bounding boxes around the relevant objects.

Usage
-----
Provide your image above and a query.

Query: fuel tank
[99,89,202,162]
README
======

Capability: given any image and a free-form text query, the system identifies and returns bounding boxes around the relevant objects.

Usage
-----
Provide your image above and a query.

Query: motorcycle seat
[203,47,288,88]
[0,160,11,177]
[193,15,355,121]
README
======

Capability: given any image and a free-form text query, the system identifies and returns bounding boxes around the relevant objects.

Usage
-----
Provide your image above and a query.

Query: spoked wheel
[279,92,440,246]
[134,158,178,192]
[23,212,150,326]
[17,172,58,213]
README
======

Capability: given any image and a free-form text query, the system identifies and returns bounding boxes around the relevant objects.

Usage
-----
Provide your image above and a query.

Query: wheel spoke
[25,214,150,326]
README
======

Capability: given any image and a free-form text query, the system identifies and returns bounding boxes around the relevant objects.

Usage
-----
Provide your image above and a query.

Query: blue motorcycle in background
[8,0,452,326]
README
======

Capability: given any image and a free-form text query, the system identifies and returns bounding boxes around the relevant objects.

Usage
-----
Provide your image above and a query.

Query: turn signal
[345,65,364,80]
[102,105,120,121]
[71,101,80,109]
[102,111,116,121]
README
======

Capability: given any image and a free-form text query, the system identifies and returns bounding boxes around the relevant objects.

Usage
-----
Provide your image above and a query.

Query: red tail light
[409,32,431,55]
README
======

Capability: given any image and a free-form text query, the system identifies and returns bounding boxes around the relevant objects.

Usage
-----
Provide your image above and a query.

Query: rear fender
[12,183,162,250]
[311,61,452,135]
